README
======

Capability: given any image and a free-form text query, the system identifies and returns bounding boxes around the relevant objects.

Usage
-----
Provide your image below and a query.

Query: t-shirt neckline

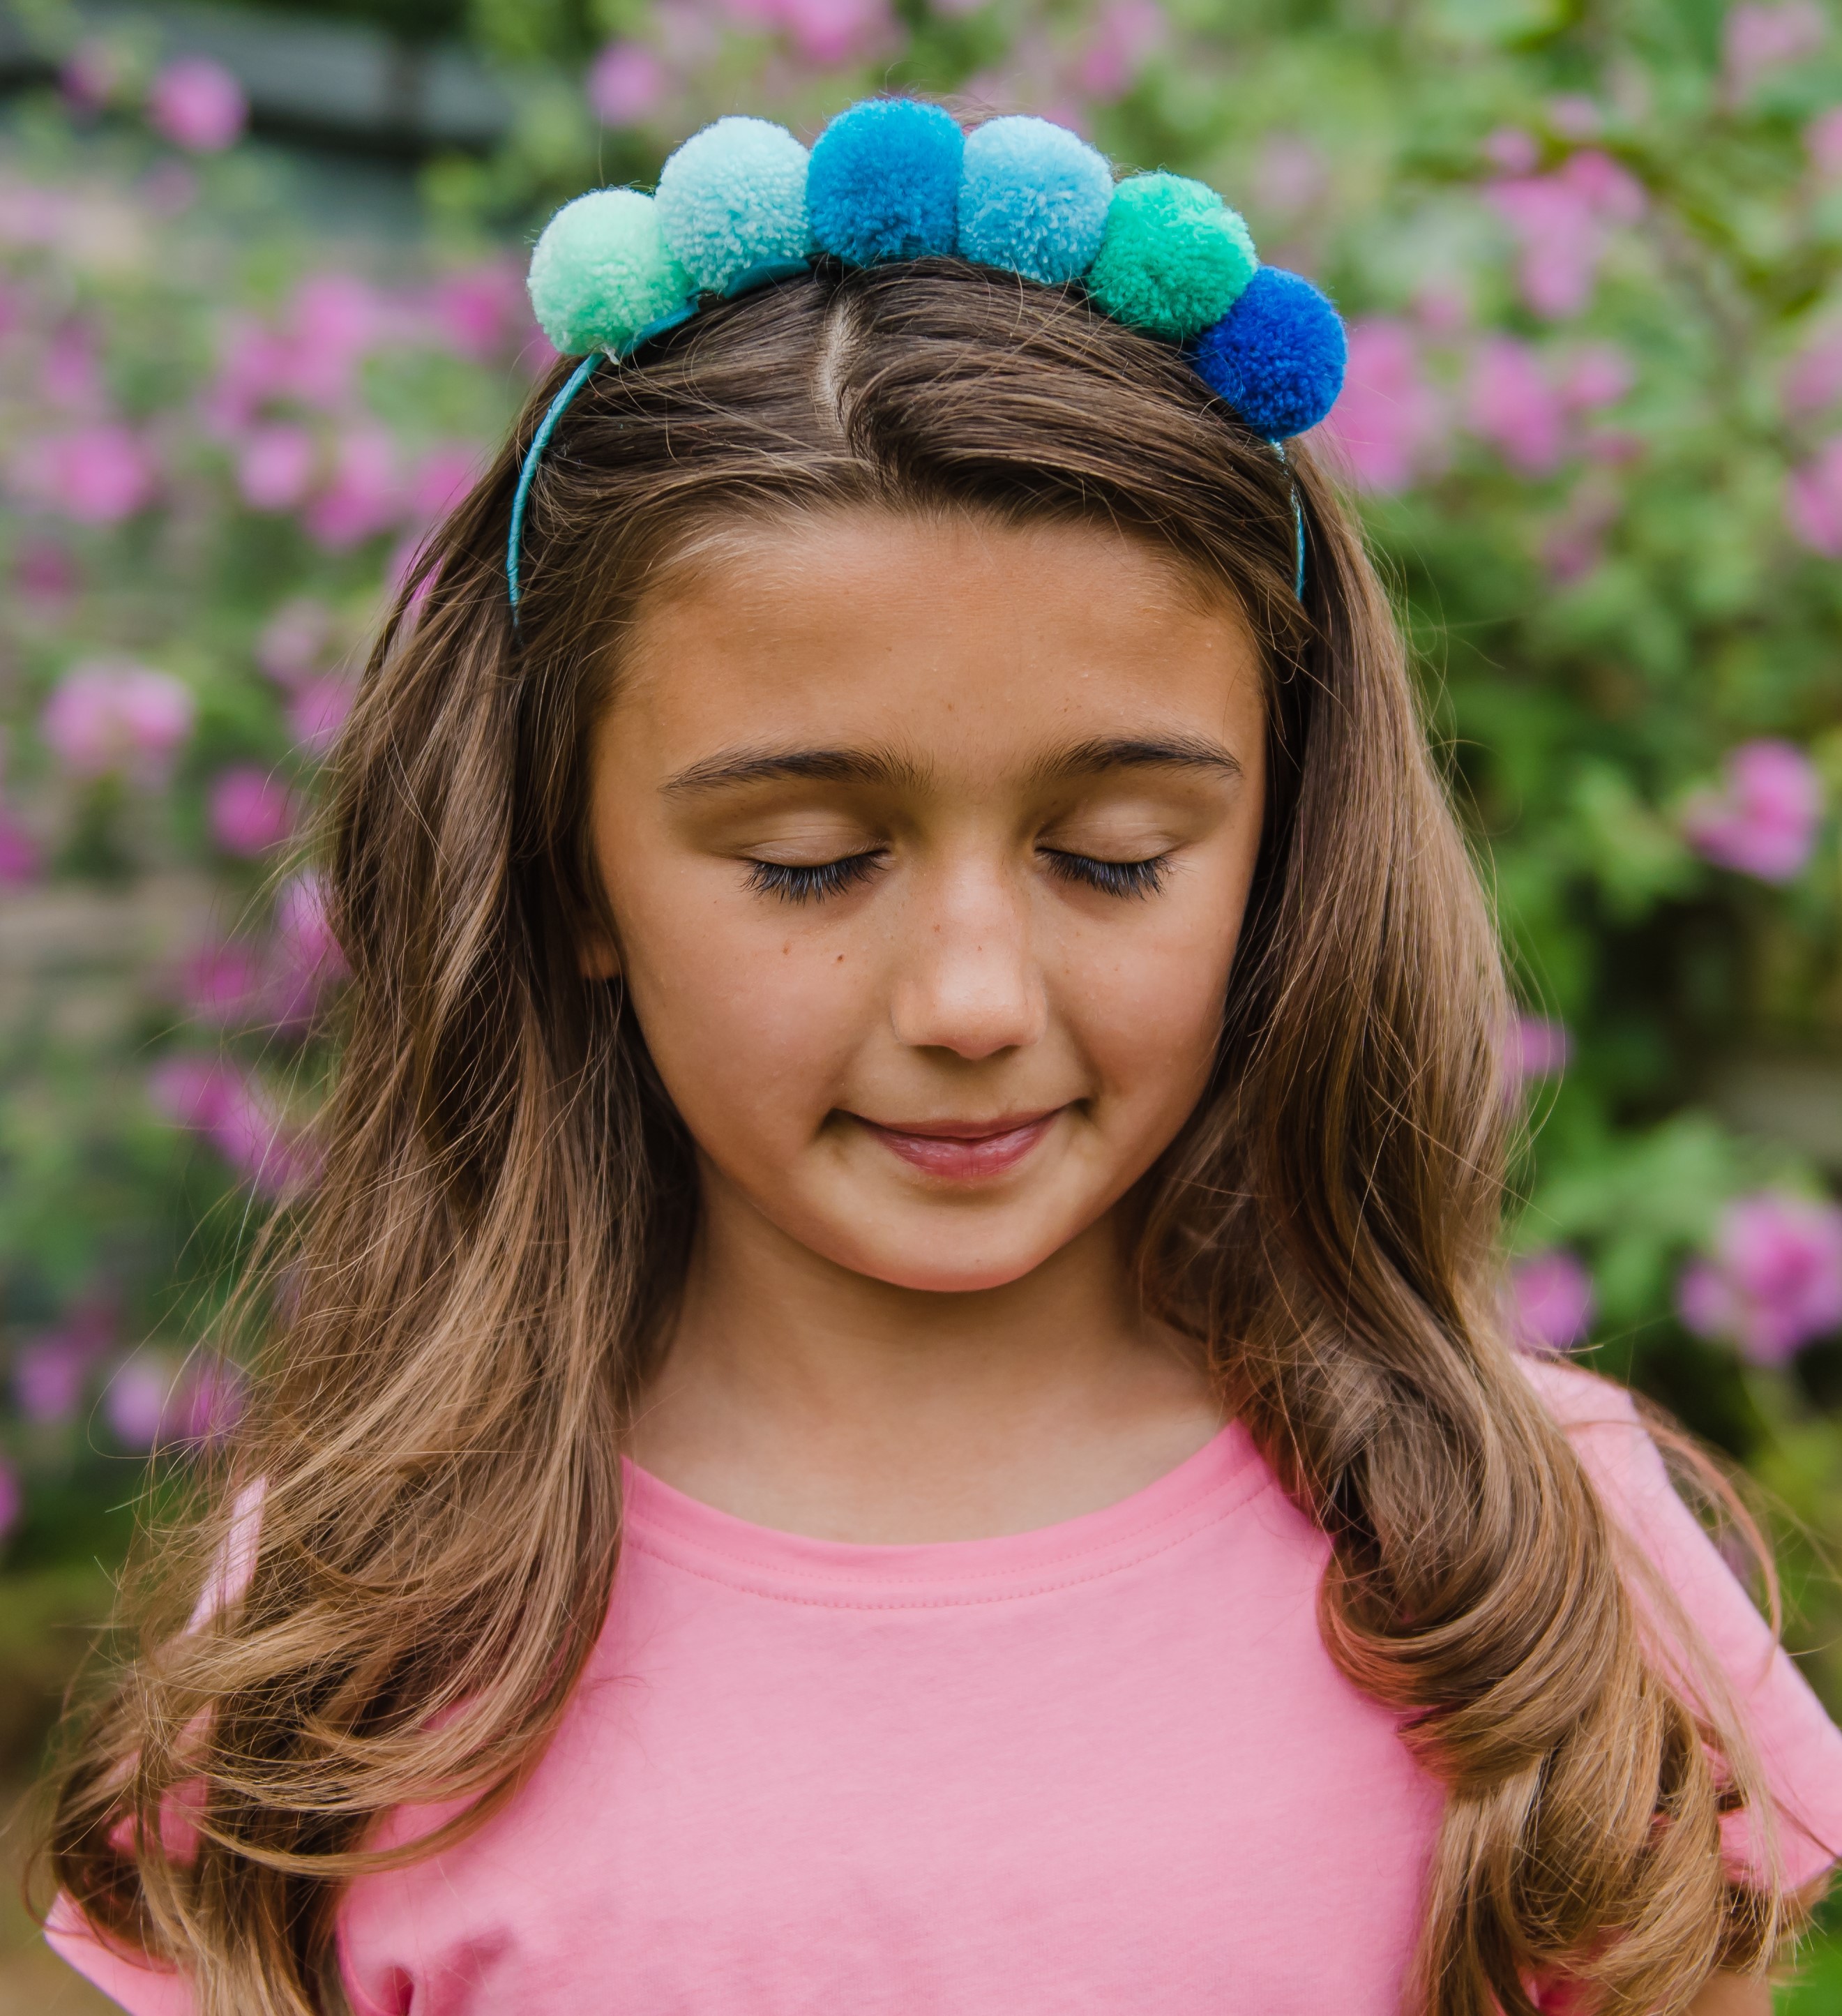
[618,1422,1270,1609]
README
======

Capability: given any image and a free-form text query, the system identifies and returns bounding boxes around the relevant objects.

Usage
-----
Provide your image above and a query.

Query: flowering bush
[1,0,1841,1738]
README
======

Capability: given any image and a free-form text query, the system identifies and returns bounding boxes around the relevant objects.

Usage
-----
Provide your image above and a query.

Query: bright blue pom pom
[656,116,810,296]
[808,98,963,266]
[1193,266,1346,439]
[956,116,1112,286]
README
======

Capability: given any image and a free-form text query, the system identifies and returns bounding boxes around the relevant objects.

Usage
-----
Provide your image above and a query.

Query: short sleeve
[45,1896,192,2015]
[45,1480,266,2013]
[1523,1355,1842,1891]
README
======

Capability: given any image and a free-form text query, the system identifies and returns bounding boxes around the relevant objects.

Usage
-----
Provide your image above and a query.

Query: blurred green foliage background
[1,0,1841,1999]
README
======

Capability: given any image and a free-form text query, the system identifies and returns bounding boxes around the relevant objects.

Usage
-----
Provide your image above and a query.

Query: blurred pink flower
[1466,337,1567,474]
[730,0,891,63]
[1807,105,1842,177]
[149,1054,308,1195]
[1253,135,1329,220]
[14,536,78,608]
[1484,128,1539,174]
[1486,153,1642,320]
[1724,2,1826,101]
[1679,1190,1842,1364]
[177,939,265,1027]
[208,765,296,857]
[1506,1013,1570,1085]
[1074,0,1166,102]
[0,804,38,885]
[1507,1249,1596,1352]
[287,674,355,758]
[589,41,667,126]
[237,423,317,510]
[17,423,156,523]
[430,262,527,361]
[169,1355,247,1445]
[1544,475,1623,583]
[61,40,121,116]
[1783,325,1842,416]
[408,443,482,525]
[41,661,194,783]
[14,1298,112,1425]
[257,598,333,686]
[303,428,400,549]
[287,274,382,407]
[1681,739,1823,882]
[1314,319,1445,492]
[1560,343,1633,412]
[1787,437,1842,555]
[40,326,104,412]
[1546,94,1601,140]
[269,870,345,1028]
[15,1336,86,1423]
[103,1357,172,1450]
[146,57,248,153]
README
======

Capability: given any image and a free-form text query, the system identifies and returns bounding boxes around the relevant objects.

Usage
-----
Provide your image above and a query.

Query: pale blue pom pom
[956,116,1113,286]
[808,98,964,264]
[656,116,811,296]
[527,189,695,356]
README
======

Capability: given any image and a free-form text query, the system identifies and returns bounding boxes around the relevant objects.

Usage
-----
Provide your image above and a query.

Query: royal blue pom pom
[656,116,810,296]
[957,116,1113,286]
[1192,266,1346,439]
[808,98,963,266]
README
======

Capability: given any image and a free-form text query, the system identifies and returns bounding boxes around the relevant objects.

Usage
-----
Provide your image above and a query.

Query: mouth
[850,1107,1066,1182]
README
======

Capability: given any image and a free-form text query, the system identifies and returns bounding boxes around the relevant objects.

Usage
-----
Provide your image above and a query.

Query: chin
[829,1228,1071,1297]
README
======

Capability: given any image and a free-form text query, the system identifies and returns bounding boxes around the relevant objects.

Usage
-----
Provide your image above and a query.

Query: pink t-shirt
[50,1360,1842,2015]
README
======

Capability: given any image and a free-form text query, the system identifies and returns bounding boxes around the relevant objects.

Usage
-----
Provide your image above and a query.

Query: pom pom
[1085,172,1258,340]
[656,116,811,296]
[956,116,1113,285]
[527,189,695,356]
[1193,267,1346,438]
[808,98,964,265]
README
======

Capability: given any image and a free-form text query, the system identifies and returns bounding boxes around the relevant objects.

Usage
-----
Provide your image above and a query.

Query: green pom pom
[527,188,695,356]
[1085,173,1257,341]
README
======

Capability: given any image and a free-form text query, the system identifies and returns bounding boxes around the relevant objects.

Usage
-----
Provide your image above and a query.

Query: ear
[578,930,621,981]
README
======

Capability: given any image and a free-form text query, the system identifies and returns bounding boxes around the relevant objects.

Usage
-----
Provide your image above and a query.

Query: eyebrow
[660,734,1240,799]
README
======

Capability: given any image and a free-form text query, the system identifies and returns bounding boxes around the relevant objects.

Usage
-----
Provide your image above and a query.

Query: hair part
[39,260,1789,2015]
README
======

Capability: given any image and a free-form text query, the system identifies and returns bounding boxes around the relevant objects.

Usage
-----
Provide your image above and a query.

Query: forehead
[607,511,1263,778]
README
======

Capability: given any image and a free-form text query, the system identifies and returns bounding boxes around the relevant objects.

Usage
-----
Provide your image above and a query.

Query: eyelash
[746,853,886,903]
[1040,850,1172,900]
[745,849,1173,905]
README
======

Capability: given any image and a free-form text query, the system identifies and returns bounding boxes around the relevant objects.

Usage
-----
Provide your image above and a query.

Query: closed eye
[746,852,886,904]
[1040,850,1172,899]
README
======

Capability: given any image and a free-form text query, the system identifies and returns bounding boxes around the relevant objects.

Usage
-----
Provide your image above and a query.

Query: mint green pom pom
[527,189,694,356]
[1085,173,1258,340]
[656,116,810,295]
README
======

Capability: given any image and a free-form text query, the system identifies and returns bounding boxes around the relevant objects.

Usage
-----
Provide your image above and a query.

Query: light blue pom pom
[527,189,695,356]
[656,116,811,296]
[956,116,1113,286]
[808,98,964,265]
[1193,266,1347,439]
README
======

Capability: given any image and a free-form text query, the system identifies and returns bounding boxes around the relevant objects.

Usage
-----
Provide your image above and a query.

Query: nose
[888,862,1048,1060]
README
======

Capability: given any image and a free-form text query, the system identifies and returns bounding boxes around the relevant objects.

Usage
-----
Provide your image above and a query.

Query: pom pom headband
[510,100,1347,616]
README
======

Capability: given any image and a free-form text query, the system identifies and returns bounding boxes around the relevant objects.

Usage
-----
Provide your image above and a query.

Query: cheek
[612,874,874,1138]
[1052,885,1245,1113]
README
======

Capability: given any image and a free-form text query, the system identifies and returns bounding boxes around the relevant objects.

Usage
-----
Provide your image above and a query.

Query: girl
[38,99,1842,2016]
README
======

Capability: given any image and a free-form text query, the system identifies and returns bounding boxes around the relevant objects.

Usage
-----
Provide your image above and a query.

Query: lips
[852,1108,1063,1182]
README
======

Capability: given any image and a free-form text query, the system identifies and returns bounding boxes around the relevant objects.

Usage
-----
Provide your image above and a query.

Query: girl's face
[588,511,1268,1295]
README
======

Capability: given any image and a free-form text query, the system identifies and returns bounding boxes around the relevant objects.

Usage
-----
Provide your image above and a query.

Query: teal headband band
[508,100,1345,620]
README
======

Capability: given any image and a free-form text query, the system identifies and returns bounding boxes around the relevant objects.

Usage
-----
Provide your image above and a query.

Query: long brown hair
[39,260,1791,2014]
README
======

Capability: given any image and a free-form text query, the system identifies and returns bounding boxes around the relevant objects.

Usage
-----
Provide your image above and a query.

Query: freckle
[782,942,791,956]
[836,953,845,963]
